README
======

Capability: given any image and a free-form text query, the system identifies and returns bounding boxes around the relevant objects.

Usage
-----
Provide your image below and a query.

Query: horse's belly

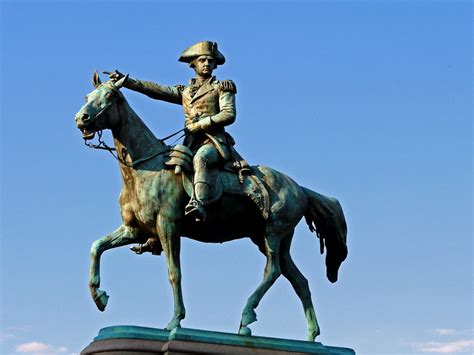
[184,194,264,243]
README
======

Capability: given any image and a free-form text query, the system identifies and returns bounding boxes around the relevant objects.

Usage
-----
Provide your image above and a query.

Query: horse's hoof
[239,325,252,336]
[308,327,320,342]
[165,319,182,331]
[241,308,257,326]
[130,245,143,254]
[94,289,109,311]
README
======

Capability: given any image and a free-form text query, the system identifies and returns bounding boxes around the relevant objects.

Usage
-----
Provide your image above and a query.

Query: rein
[85,130,171,168]
[83,85,186,168]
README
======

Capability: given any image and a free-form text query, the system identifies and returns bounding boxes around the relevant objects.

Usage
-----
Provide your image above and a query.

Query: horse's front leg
[157,215,185,331]
[89,224,139,311]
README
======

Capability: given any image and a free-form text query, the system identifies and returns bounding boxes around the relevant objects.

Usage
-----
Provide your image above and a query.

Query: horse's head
[75,71,128,140]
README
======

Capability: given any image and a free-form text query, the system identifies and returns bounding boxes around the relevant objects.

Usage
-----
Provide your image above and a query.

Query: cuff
[123,77,137,89]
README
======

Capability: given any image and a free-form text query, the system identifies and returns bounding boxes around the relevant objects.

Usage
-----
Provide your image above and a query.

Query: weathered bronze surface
[81,326,356,354]
[75,42,348,342]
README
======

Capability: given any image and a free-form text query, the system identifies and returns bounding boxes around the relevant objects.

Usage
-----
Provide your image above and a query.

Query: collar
[189,76,215,86]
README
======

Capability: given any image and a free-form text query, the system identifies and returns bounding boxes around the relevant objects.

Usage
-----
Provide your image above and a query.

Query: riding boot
[185,182,209,222]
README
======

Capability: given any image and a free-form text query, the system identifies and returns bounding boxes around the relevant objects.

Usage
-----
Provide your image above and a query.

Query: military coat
[125,76,237,159]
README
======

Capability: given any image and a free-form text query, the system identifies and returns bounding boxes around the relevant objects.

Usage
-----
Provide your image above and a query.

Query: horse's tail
[301,187,348,283]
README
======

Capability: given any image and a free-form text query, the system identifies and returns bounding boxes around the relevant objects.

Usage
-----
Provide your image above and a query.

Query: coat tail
[302,187,348,283]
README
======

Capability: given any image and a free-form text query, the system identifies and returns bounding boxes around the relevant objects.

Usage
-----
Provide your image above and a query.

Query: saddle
[164,144,270,220]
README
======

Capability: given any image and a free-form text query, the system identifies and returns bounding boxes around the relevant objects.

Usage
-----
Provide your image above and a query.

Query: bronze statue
[75,42,348,342]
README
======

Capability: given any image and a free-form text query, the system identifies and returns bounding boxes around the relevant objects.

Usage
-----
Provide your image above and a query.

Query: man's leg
[185,144,219,221]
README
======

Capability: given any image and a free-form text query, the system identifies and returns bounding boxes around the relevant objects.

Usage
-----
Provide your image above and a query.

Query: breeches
[193,143,219,184]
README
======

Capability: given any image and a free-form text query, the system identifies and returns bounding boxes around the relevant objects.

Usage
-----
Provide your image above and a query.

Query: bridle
[83,85,183,168]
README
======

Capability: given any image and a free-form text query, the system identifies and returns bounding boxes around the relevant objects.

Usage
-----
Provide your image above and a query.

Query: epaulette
[174,84,185,92]
[218,80,237,94]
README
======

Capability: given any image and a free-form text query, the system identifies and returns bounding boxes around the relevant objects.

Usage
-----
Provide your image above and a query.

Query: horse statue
[74,72,348,341]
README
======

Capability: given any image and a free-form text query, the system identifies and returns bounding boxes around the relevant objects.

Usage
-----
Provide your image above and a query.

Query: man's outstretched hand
[103,70,125,82]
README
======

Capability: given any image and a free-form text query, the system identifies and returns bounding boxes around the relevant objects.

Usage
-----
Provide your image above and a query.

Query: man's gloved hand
[185,116,213,134]
[103,69,126,83]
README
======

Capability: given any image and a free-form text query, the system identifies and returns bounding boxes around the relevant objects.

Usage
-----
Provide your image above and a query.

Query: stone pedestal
[81,326,355,354]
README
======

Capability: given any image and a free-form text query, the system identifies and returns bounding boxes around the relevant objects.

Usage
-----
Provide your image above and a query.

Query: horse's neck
[111,100,166,170]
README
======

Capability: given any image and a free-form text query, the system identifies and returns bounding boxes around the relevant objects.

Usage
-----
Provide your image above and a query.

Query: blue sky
[1,1,472,354]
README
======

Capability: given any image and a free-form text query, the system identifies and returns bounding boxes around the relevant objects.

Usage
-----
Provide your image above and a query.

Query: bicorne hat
[178,41,225,65]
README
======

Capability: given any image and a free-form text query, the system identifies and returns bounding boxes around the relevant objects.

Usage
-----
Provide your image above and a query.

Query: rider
[108,41,238,222]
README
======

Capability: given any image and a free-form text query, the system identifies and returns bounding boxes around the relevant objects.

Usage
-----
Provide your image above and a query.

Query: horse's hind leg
[280,231,320,341]
[89,224,139,311]
[239,233,281,336]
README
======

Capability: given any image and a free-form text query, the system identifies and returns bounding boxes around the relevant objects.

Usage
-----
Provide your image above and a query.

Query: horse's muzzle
[81,129,96,140]
[76,113,96,139]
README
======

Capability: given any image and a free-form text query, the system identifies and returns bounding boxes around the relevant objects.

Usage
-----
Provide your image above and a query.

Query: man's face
[193,55,215,78]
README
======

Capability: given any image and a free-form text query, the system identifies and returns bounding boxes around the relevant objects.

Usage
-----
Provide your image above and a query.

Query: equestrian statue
[74,41,348,342]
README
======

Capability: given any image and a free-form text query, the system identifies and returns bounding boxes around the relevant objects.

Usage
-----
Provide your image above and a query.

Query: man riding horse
[108,41,242,222]
[76,47,349,340]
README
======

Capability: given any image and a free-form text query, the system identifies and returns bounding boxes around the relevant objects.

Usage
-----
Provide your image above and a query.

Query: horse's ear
[114,74,129,89]
[92,71,102,88]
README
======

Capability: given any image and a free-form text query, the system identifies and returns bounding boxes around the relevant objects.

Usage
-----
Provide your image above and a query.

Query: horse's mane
[112,84,165,151]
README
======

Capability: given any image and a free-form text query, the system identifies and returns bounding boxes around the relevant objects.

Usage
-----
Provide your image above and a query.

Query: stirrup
[185,199,207,222]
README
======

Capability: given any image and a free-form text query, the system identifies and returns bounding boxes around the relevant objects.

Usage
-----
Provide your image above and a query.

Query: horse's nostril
[82,113,90,122]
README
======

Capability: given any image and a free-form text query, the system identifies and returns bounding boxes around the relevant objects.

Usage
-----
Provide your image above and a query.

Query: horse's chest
[120,170,183,233]
[122,173,160,228]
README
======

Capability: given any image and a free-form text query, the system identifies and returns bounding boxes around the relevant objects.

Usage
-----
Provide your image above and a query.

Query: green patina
[94,326,355,354]
[94,325,170,342]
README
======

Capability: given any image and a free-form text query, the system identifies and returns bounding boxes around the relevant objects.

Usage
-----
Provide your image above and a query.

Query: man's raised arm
[106,70,183,105]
